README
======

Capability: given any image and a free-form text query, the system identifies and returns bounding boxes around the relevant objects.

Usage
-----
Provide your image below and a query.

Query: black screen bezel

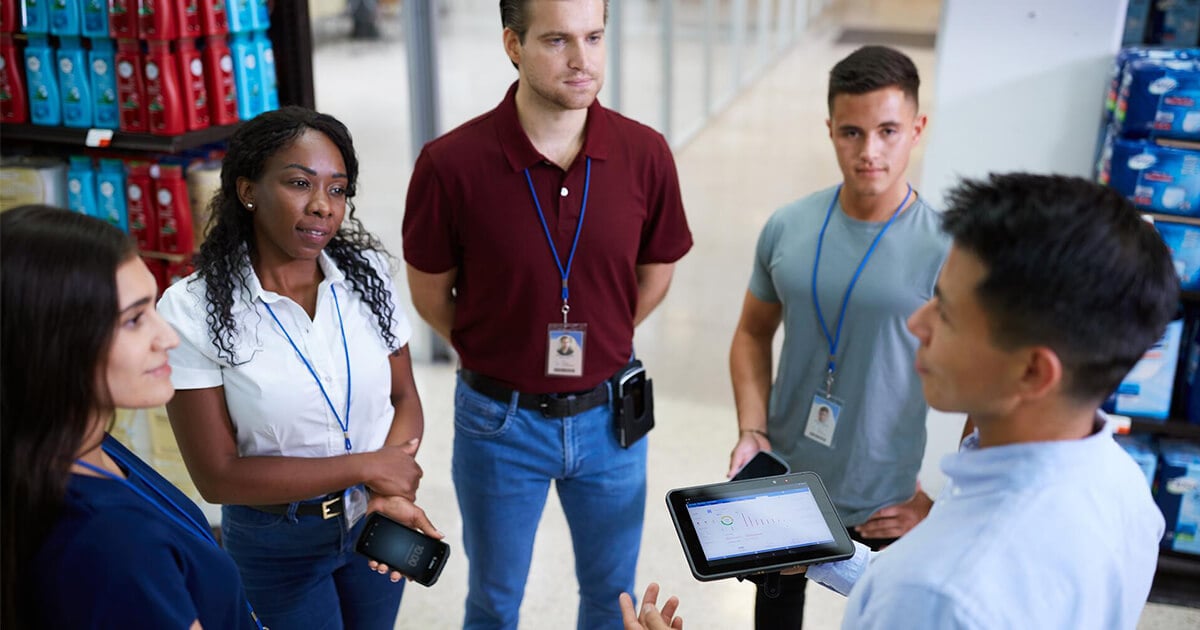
[355,513,450,586]
[666,472,855,581]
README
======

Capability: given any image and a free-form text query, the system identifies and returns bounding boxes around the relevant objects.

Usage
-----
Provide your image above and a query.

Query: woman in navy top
[0,206,260,630]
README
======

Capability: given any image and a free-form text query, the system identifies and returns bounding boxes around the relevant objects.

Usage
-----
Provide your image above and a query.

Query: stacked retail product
[1125,0,1200,47]
[1115,435,1200,556]
[5,0,278,132]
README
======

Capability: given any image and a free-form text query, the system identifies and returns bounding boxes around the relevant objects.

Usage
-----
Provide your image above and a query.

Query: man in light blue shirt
[623,173,1174,629]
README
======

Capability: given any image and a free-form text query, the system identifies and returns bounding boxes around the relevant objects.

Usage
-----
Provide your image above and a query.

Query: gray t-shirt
[749,185,950,526]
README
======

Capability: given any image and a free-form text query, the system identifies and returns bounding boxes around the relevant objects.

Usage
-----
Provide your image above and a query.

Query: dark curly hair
[192,106,398,364]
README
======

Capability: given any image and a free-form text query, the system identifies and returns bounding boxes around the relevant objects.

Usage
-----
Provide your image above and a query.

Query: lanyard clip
[561,302,570,324]
[825,358,835,397]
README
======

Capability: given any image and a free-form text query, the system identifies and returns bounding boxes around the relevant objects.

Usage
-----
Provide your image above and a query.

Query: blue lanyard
[524,157,592,323]
[263,285,353,453]
[76,444,265,630]
[811,183,912,396]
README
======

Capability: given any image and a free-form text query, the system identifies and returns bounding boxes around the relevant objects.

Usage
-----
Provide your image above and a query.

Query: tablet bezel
[665,472,855,581]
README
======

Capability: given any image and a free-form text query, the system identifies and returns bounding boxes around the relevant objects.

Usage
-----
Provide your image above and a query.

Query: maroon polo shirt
[403,82,692,394]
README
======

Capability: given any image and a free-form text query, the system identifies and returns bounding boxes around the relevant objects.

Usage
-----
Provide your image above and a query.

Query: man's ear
[1018,346,1064,401]
[503,28,521,68]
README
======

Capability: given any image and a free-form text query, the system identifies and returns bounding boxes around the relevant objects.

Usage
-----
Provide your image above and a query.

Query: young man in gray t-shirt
[727,45,950,629]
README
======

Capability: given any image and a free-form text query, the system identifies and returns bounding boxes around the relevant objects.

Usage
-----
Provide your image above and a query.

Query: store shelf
[1128,418,1200,440]
[1146,212,1200,227]
[1148,550,1200,608]
[0,123,241,153]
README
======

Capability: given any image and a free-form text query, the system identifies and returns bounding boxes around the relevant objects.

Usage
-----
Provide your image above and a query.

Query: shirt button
[560,186,569,197]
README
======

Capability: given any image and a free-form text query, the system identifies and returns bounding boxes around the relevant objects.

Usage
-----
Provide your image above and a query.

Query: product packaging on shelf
[1102,137,1200,216]
[48,0,80,37]
[144,40,184,136]
[1104,319,1185,420]
[21,0,49,35]
[253,29,277,112]
[1156,439,1200,555]
[151,163,194,256]
[1155,220,1200,290]
[227,0,254,34]
[198,0,228,36]
[178,0,202,38]
[56,36,93,129]
[0,157,67,211]
[108,0,138,40]
[65,155,97,217]
[1116,58,1200,141]
[115,38,147,132]
[0,0,18,33]
[1154,0,1200,48]
[24,35,61,126]
[0,32,27,123]
[126,162,158,252]
[230,31,259,121]
[250,0,269,31]
[1125,0,1155,46]
[139,0,178,41]
[176,38,208,131]
[88,37,118,129]
[81,0,108,38]
[96,158,129,231]
[202,34,237,125]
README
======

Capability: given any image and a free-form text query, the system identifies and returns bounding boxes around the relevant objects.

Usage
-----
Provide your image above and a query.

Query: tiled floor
[308,1,1200,628]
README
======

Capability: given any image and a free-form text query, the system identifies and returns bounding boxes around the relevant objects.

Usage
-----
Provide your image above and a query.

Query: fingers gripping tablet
[665,472,855,581]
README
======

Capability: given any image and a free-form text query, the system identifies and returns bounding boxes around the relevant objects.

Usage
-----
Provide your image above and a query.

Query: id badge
[804,393,842,448]
[343,485,368,532]
[546,323,587,377]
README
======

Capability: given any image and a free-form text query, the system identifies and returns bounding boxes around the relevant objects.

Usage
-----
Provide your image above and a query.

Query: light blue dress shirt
[807,415,1163,629]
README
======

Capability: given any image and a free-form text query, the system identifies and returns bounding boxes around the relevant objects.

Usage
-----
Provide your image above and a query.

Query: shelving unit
[0,123,241,153]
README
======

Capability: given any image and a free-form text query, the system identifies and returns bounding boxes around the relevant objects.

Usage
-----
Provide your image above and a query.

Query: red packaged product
[144,40,185,136]
[127,163,159,252]
[0,0,17,33]
[109,0,139,39]
[139,0,178,41]
[152,164,195,256]
[177,38,209,131]
[177,0,202,38]
[202,35,238,126]
[197,0,228,36]
[115,39,148,133]
[0,32,27,123]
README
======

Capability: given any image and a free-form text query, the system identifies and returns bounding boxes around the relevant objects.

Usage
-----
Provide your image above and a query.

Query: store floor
[309,1,1200,627]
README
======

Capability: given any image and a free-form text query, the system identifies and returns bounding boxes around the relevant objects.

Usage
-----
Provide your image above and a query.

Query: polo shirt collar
[496,80,610,172]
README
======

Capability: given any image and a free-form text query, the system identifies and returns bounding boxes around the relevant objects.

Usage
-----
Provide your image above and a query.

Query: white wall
[916,0,1129,496]
[921,0,1128,208]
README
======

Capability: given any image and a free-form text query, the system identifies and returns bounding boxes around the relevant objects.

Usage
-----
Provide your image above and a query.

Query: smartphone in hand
[355,513,450,587]
[731,449,790,482]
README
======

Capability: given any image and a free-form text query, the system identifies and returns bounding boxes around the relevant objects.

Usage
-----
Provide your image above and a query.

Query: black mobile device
[731,450,791,482]
[613,361,654,447]
[355,513,450,587]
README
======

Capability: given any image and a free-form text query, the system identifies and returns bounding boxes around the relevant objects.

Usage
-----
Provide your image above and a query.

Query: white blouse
[158,250,412,459]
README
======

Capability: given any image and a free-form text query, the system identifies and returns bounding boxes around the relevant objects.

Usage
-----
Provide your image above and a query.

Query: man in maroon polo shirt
[401,1,692,628]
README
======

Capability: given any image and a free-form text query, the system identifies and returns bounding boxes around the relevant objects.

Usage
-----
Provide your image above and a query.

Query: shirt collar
[942,413,1113,497]
[245,250,347,305]
[495,80,610,172]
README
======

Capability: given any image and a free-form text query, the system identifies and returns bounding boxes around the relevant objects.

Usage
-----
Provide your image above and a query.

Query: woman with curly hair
[158,106,438,629]
[1,206,260,629]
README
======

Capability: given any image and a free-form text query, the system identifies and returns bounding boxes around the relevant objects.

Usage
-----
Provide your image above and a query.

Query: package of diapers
[1105,138,1200,216]
[1105,319,1184,420]
[1116,58,1200,140]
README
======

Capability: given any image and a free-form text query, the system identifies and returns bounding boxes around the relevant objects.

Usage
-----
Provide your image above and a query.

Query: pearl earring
[246,202,254,210]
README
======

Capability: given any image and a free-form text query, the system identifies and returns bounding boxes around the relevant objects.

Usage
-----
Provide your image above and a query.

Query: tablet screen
[666,472,855,581]
[685,484,834,563]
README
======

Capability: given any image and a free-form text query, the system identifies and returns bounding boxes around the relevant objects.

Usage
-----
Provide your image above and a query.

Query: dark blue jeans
[452,373,648,630]
[222,501,405,630]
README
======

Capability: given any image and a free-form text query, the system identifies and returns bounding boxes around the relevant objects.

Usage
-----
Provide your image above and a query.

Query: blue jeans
[452,373,648,630]
[222,500,405,630]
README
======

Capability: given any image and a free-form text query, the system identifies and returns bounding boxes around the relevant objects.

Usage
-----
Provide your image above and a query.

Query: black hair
[941,173,1180,402]
[827,45,920,112]
[1,205,136,628]
[192,106,398,364]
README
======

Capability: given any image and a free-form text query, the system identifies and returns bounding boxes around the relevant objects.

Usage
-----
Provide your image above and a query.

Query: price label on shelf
[84,129,114,148]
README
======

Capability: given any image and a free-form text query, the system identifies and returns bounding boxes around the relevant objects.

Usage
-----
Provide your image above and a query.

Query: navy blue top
[32,436,256,629]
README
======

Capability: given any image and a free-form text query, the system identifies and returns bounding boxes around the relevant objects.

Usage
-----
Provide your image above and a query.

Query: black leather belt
[461,369,609,418]
[253,492,343,519]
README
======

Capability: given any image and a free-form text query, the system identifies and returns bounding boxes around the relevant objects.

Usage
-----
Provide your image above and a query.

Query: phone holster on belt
[612,359,654,448]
